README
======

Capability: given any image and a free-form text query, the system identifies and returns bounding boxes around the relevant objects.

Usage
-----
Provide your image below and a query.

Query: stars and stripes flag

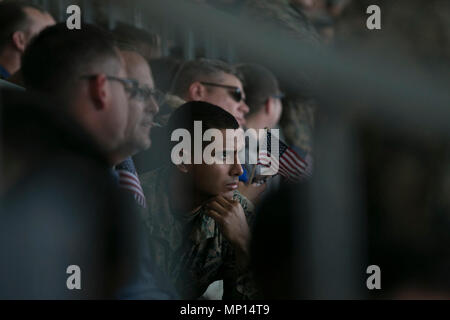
[115,157,146,208]
[257,130,312,182]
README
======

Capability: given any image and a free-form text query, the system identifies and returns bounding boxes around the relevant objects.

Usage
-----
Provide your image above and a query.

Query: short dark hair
[113,22,161,59]
[168,100,239,133]
[171,58,242,98]
[21,23,120,99]
[235,63,280,116]
[0,1,47,52]
[167,101,239,156]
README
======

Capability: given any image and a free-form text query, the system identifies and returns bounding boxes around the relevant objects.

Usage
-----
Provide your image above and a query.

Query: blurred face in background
[22,7,56,51]
[268,96,283,128]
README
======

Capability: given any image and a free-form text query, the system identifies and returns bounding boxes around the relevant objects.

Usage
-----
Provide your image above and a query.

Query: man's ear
[11,31,27,53]
[187,82,206,101]
[89,74,108,110]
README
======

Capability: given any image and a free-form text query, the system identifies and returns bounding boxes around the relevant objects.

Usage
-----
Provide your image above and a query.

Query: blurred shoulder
[140,167,171,209]
[140,166,169,187]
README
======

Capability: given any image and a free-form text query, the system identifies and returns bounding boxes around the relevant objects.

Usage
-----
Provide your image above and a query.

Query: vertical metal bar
[107,2,115,30]
[133,5,143,28]
[183,29,195,60]
[211,34,220,59]
[81,0,92,23]
[205,31,219,59]
[226,42,236,63]
[160,22,170,57]
[127,3,134,25]
[304,113,366,299]
[204,30,212,58]
[41,0,49,11]
[57,0,64,23]
[197,28,206,59]
[0,89,3,204]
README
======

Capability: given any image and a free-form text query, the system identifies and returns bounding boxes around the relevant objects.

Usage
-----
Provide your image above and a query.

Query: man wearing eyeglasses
[20,23,177,299]
[113,47,181,300]
[21,23,130,166]
[115,48,161,160]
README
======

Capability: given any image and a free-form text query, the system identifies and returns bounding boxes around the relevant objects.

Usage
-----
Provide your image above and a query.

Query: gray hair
[170,58,242,98]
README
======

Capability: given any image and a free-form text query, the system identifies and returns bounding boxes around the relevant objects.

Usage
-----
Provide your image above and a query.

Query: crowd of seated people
[0,0,311,299]
[1,0,449,300]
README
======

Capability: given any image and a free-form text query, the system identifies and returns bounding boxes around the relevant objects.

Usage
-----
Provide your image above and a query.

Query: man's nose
[148,96,160,115]
[230,161,243,177]
[240,101,250,115]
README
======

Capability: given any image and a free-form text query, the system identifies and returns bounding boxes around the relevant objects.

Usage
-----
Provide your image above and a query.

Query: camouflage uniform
[139,166,260,299]
[280,97,316,154]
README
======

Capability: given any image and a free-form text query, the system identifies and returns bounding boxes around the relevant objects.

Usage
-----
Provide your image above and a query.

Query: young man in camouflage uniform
[140,101,259,299]
[133,58,250,174]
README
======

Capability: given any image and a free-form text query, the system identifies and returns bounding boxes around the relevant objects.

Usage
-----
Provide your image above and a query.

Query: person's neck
[68,102,120,168]
[246,114,270,131]
[110,153,127,168]
[168,168,207,214]
[112,146,138,167]
[0,50,21,76]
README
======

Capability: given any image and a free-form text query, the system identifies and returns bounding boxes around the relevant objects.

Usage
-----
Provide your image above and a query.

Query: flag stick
[247,164,257,185]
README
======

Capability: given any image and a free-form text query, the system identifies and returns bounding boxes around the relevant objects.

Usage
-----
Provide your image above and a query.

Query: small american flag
[115,157,146,208]
[257,130,311,183]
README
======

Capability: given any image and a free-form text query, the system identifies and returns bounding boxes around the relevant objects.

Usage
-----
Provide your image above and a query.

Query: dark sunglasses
[200,81,245,103]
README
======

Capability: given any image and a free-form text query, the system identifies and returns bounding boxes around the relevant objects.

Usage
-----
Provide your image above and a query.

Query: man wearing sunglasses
[133,58,250,175]
[20,23,177,299]
[171,58,250,127]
